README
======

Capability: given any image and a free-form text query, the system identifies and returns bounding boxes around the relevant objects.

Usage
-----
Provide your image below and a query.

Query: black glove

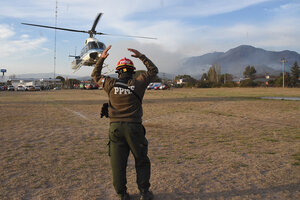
[100,103,109,118]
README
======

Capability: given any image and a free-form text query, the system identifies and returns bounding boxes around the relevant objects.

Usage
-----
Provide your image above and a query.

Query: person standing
[91,45,158,200]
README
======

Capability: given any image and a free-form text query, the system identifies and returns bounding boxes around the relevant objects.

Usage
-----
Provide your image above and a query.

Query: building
[9,78,62,89]
[176,79,185,85]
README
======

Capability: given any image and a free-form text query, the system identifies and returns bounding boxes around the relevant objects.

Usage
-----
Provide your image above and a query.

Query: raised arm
[91,45,111,83]
[128,48,159,81]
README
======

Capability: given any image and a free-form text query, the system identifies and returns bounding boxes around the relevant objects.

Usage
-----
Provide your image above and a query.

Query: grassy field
[0,88,299,200]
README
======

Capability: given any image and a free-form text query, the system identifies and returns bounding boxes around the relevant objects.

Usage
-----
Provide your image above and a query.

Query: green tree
[197,73,211,88]
[220,73,233,84]
[208,65,217,83]
[290,61,299,87]
[56,76,65,84]
[243,65,256,80]
[65,78,81,89]
[196,80,212,88]
[200,73,208,81]
[219,73,235,87]
[275,72,292,87]
[207,65,221,83]
[240,79,257,87]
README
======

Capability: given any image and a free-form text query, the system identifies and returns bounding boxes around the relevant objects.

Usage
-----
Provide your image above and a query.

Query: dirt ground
[0,88,299,200]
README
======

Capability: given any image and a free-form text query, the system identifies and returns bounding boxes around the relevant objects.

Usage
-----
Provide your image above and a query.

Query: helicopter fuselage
[71,37,106,70]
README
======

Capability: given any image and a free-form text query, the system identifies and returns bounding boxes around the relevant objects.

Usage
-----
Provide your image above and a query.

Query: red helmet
[116,58,136,72]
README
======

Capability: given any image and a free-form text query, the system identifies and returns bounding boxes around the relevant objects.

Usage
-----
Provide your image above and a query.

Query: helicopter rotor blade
[95,32,157,40]
[90,13,102,34]
[21,23,88,34]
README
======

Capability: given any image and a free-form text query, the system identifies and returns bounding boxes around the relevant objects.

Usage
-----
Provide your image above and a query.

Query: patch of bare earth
[0,88,299,200]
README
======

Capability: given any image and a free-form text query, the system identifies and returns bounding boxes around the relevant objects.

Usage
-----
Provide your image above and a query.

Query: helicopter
[21,13,156,72]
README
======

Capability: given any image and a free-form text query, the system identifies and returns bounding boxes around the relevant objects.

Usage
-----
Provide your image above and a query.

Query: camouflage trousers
[108,122,151,196]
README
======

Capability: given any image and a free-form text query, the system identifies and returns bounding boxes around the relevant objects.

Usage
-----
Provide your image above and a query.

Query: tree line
[54,61,299,89]
[174,61,300,88]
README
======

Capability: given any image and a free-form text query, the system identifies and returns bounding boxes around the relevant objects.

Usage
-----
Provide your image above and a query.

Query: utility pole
[54,0,58,81]
[281,58,287,88]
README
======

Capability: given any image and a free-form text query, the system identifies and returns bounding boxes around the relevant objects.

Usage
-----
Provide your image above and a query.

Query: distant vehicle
[147,82,161,90]
[17,85,25,91]
[43,86,51,90]
[80,83,85,89]
[25,86,35,91]
[7,85,15,91]
[53,87,61,90]
[154,85,160,90]
[159,84,169,90]
[94,84,99,89]
[85,83,99,89]
[147,83,154,90]
[0,85,6,91]
[35,86,41,91]
[85,84,93,90]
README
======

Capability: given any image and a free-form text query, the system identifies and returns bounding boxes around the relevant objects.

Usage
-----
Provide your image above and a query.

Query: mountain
[11,72,175,81]
[13,73,92,81]
[181,45,300,77]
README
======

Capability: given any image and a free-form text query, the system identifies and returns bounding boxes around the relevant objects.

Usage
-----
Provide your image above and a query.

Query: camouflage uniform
[92,54,158,196]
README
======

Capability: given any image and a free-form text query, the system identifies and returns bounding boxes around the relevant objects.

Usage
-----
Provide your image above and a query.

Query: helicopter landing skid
[72,59,85,73]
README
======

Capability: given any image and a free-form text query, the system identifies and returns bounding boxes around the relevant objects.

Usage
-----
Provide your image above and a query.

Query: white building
[176,79,185,85]
[9,78,62,88]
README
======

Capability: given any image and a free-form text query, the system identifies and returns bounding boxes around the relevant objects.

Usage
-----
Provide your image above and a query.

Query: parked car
[147,83,162,90]
[43,86,50,90]
[85,84,93,89]
[159,84,169,90]
[147,83,154,90]
[17,85,25,91]
[7,85,15,91]
[25,86,35,91]
[80,83,86,89]
[0,85,6,91]
[84,84,99,90]
[53,87,61,90]
[35,86,41,91]
[154,85,160,90]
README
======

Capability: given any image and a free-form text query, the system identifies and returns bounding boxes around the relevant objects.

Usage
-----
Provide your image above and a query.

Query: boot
[120,192,130,200]
[140,191,154,200]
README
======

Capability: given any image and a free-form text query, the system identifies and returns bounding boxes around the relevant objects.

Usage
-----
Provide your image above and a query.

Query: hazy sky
[0,0,299,77]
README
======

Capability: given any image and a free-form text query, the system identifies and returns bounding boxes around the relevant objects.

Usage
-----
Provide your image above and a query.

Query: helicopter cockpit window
[88,42,98,49]
[97,42,106,50]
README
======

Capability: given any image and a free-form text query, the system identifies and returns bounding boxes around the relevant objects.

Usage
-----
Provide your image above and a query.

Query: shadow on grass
[145,182,300,200]
[1,97,255,105]
[144,97,256,104]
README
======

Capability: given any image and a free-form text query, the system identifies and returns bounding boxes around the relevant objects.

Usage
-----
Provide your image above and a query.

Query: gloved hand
[100,103,109,118]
